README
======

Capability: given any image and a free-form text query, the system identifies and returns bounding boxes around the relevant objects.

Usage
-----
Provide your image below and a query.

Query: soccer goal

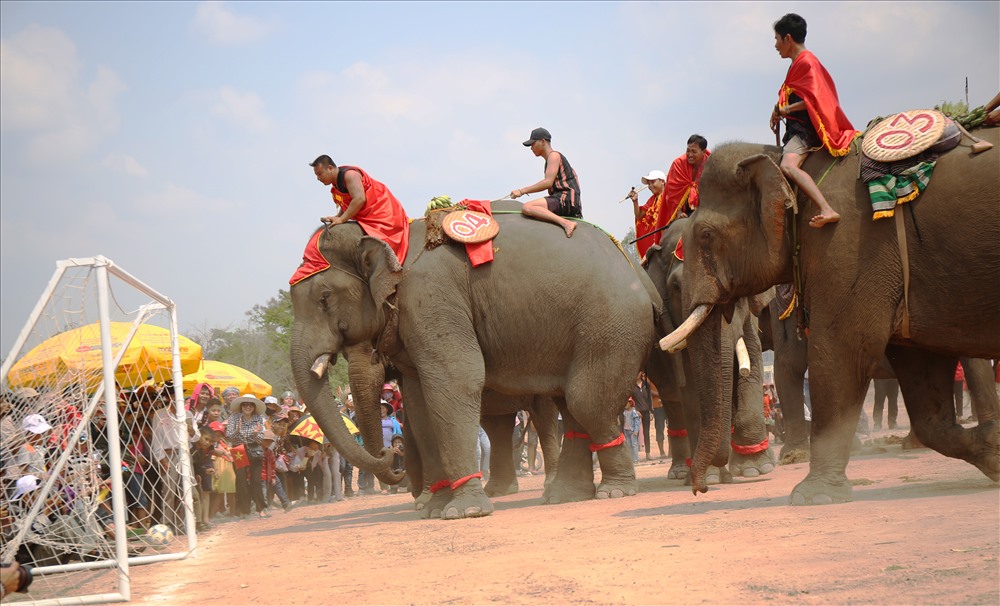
[1,256,199,604]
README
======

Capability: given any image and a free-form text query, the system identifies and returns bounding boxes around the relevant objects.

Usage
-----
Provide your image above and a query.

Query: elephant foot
[970,420,1000,482]
[595,478,638,499]
[484,477,518,497]
[667,459,689,480]
[414,490,432,511]
[421,490,452,519]
[729,448,776,478]
[543,480,596,504]
[789,476,853,506]
[901,431,925,451]
[441,489,495,520]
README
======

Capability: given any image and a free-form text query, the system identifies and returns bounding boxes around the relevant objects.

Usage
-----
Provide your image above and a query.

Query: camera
[1,561,34,593]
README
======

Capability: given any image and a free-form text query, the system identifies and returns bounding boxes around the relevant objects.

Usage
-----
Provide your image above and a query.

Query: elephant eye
[698,227,713,244]
[319,291,332,312]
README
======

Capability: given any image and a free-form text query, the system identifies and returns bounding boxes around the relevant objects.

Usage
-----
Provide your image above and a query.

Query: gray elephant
[644,218,774,484]
[290,200,661,519]
[662,128,1000,504]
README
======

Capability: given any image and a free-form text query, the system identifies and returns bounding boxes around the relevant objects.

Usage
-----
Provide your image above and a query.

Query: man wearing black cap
[510,127,582,238]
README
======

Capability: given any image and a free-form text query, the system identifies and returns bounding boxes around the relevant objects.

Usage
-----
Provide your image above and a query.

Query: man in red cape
[310,155,410,263]
[630,135,711,261]
[769,13,858,228]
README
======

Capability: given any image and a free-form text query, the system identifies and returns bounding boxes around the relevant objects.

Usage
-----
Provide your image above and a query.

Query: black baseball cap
[523,127,552,146]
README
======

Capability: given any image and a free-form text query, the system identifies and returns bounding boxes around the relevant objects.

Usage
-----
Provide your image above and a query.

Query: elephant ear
[736,154,796,269]
[358,236,402,312]
[737,154,797,214]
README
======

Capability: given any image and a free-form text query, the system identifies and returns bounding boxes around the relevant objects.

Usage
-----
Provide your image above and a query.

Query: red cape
[664,150,711,217]
[330,167,410,264]
[779,50,858,156]
[635,191,665,259]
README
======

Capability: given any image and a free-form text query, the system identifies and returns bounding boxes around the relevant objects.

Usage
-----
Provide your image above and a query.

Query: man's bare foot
[809,212,840,228]
[563,222,577,238]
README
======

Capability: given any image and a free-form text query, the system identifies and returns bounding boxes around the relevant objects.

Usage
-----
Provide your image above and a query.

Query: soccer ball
[145,524,174,548]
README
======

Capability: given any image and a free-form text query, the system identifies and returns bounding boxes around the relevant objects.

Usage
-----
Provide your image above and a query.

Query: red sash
[779,50,858,156]
[663,150,711,220]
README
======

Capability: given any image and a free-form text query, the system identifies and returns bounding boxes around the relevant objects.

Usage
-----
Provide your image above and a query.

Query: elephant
[290,200,661,519]
[644,218,774,485]
[662,127,1000,504]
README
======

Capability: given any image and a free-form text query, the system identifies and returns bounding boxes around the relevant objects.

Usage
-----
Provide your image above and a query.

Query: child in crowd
[191,422,225,531]
[389,434,406,494]
[260,430,291,511]
[623,398,641,464]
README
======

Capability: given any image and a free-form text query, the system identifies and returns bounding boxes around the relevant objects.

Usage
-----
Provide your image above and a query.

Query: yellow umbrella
[289,413,359,445]
[182,360,272,399]
[6,322,202,391]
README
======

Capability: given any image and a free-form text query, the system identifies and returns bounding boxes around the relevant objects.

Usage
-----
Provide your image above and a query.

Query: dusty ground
[118,426,999,606]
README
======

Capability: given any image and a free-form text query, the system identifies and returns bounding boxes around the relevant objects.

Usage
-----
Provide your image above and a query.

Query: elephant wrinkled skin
[671,130,1000,503]
[291,200,660,519]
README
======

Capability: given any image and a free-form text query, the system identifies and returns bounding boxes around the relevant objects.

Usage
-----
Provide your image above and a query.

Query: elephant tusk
[659,304,712,351]
[736,337,751,377]
[665,338,687,353]
[311,354,331,379]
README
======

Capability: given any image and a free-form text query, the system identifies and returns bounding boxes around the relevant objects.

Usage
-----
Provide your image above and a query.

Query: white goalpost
[1,256,198,604]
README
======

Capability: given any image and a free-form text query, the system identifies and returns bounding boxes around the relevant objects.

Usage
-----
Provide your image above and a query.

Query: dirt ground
[121,420,999,606]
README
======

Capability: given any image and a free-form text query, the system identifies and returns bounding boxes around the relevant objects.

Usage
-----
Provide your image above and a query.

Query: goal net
[1,257,199,604]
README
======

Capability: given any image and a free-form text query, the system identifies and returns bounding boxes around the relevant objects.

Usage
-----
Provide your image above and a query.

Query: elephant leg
[529,399,561,500]
[403,417,424,500]
[415,360,495,520]
[662,398,690,480]
[891,348,999,482]
[544,400,596,504]
[729,311,775,479]
[481,413,518,497]
[401,379,450,518]
[790,335,872,506]
[963,358,1000,423]
[564,381,637,500]
[773,311,810,458]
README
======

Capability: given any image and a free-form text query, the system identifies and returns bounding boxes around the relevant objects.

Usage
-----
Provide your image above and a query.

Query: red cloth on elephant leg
[458,199,495,266]
[778,50,858,157]
[429,480,451,493]
[330,166,411,264]
[731,438,769,455]
[589,433,625,452]
[450,471,482,491]
[564,431,591,440]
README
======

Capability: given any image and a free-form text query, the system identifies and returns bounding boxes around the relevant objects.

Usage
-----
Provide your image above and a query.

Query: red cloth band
[450,472,483,491]
[685,457,692,467]
[667,429,688,437]
[589,433,625,453]
[731,438,769,455]
[564,431,591,440]
[429,480,451,494]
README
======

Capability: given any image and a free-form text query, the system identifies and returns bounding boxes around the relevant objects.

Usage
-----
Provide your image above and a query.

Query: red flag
[230,444,250,470]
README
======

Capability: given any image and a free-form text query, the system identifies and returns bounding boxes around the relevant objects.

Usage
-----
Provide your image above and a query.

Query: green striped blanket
[867,161,936,220]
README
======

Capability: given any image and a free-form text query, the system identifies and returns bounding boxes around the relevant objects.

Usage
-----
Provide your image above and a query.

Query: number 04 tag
[442,210,500,244]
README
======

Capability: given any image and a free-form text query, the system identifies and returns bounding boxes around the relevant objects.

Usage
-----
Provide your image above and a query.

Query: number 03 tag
[442,210,500,244]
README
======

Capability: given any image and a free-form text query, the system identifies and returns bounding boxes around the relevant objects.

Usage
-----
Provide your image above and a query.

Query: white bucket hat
[12,475,41,500]
[22,413,52,434]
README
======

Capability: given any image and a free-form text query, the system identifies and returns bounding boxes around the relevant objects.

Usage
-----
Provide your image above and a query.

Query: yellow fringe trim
[896,189,921,205]
[778,292,797,321]
[873,209,895,220]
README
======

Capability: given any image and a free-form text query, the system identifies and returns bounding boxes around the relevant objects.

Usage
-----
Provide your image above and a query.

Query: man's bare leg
[522,199,577,237]
[780,152,840,227]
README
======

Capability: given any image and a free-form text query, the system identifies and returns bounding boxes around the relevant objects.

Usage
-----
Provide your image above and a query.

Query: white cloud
[0,25,126,162]
[103,153,149,177]
[192,1,274,45]
[133,183,235,214]
[211,86,272,132]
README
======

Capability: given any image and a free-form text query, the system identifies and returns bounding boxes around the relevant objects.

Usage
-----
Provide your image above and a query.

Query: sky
[2,1,998,355]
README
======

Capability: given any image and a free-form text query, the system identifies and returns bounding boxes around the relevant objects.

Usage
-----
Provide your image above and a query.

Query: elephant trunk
[291,327,399,481]
[344,343,403,485]
[686,306,731,494]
